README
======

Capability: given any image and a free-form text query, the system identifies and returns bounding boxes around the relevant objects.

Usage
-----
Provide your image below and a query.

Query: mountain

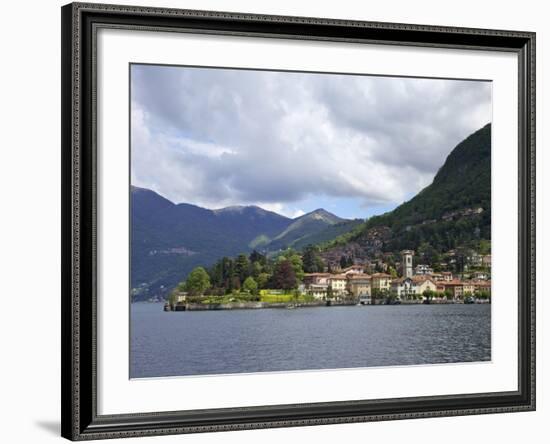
[131,187,291,298]
[291,219,364,251]
[323,123,491,258]
[263,209,347,251]
[132,124,491,298]
[130,188,354,300]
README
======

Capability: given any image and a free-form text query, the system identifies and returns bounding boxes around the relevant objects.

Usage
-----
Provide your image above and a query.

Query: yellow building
[347,275,372,297]
[371,273,392,291]
[444,280,475,299]
[462,281,476,295]
[328,274,348,297]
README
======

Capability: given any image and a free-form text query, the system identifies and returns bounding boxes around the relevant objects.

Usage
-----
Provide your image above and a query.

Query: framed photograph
[61,2,536,440]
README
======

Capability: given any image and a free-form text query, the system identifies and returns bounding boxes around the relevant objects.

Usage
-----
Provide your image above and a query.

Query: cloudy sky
[131,64,491,219]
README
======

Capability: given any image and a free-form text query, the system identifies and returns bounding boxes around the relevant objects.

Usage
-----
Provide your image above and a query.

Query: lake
[130,303,491,378]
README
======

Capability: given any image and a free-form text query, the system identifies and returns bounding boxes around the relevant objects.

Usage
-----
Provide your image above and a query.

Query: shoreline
[162,299,490,311]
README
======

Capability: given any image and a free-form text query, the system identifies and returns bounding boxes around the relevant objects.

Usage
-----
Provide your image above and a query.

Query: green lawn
[259,293,315,303]
[188,292,316,304]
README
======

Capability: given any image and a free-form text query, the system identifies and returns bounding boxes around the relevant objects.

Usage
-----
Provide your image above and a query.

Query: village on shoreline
[163,247,491,312]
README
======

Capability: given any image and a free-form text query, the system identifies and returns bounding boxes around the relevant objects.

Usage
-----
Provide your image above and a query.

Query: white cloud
[130,65,491,214]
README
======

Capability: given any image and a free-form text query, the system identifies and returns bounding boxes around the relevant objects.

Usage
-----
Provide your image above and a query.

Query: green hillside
[265,209,346,251]
[325,123,491,254]
[291,219,363,251]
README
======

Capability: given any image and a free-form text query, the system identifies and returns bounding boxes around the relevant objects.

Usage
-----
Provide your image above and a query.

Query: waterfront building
[347,274,372,298]
[390,277,416,299]
[472,280,492,293]
[391,276,438,299]
[308,284,328,300]
[443,280,464,298]
[411,276,438,294]
[443,280,475,298]
[328,274,348,297]
[462,281,476,295]
[371,272,392,292]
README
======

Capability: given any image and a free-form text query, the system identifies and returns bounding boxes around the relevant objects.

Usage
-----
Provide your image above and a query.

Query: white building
[415,264,434,275]
[391,276,438,300]
[401,250,414,278]
[308,284,328,300]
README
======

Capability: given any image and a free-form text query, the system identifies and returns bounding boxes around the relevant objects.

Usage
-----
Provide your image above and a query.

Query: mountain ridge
[131,123,491,299]
[130,188,354,299]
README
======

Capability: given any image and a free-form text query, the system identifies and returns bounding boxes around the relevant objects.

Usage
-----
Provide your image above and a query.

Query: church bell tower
[401,250,414,278]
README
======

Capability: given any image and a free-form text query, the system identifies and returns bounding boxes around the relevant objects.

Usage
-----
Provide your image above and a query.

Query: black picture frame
[61,2,536,440]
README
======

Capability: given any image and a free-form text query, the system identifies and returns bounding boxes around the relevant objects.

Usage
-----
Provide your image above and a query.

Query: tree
[184,267,211,295]
[387,290,399,304]
[168,287,181,307]
[207,256,238,290]
[257,272,270,289]
[249,261,262,279]
[242,276,258,294]
[287,253,304,283]
[340,255,348,269]
[444,289,453,300]
[302,245,324,273]
[235,253,250,284]
[418,242,437,265]
[278,250,304,282]
[231,276,241,293]
[176,281,186,292]
[273,259,297,291]
[249,250,266,265]
[371,288,387,304]
[478,239,491,256]
[339,255,353,269]
[477,289,490,300]
[423,289,435,301]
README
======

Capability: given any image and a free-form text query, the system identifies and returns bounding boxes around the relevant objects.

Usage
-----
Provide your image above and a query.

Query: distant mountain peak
[212,205,291,220]
[297,208,345,224]
[212,205,247,214]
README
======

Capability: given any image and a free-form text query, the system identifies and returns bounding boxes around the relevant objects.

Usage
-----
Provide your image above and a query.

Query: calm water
[130,303,491,378]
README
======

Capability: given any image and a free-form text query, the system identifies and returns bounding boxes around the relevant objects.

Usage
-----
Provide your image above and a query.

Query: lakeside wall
[166,299,490,311]
[173,300,353,311]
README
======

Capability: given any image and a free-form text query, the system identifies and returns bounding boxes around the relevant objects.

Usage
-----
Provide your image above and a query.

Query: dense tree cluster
[179,248,310,296]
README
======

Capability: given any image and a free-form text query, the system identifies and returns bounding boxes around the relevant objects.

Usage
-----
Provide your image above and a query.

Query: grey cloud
[130,65,491,211]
